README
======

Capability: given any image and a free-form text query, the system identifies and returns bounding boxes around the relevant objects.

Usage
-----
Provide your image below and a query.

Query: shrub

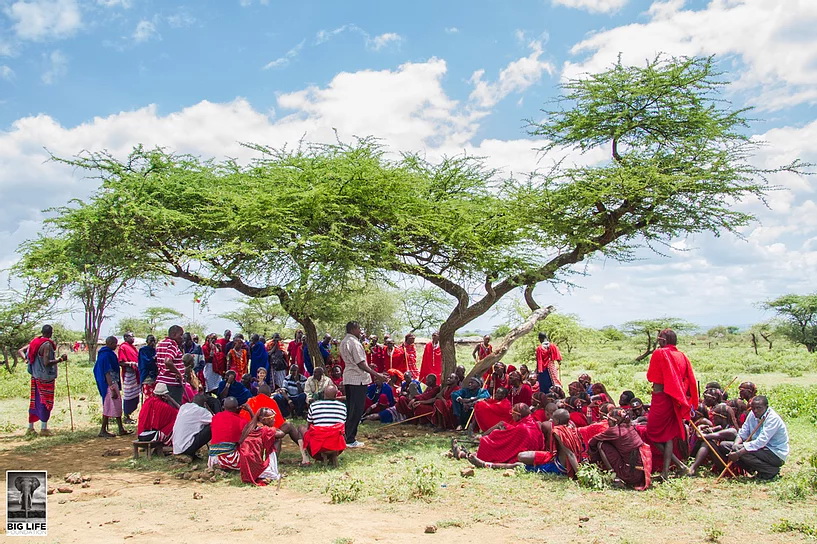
[575,463,610,491]
[325,477,364,504]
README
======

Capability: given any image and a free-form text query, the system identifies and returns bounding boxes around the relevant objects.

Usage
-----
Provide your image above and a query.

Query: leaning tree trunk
[750,333,759,355]
[438,321,459,378]
[465,306,555,380]
[300,317,323,368]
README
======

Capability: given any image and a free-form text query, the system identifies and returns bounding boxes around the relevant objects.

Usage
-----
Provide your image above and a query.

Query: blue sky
[1,0,816,335]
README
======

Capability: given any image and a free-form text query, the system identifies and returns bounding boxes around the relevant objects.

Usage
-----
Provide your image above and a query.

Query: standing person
[249,334,269,382]
[287,330,305,375]
[369,335,387,373]
[118,332,141,424]
[727,396,789,480]
[419,331,442,382]
[138,335,158,397]
[156,325,186,404]
[19,324,65,437]
[472,335,493,362]
[646,328,698,480]
[93,336,131,437]
[535,332,562,394]
[269,334,289,388]
[402,333,419,378]
[384,338,406,373]
[227,335,249,378]
[216,330,232,353]
[200,334,222,394]
[339,321,387,448]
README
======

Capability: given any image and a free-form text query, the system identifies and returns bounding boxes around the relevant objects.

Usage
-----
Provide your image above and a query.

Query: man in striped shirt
[156,325,186,404]
[300,384,347,467]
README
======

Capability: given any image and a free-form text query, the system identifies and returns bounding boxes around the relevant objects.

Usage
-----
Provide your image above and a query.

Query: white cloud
[41,49,67,84]
[262,40,304,70]
[552,0,628,14]
[239,0,269,5]
[469,39,555,109]
[96,0,132,7]
[445,27,459,34]
[4,0,82,41]
[563,0,817,110]
[132,19,159,43]
[0,65,14,80]
[367,32,402,51]
[166,12,196,28]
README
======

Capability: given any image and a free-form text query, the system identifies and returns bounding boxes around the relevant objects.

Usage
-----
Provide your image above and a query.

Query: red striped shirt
[156,337,183,386]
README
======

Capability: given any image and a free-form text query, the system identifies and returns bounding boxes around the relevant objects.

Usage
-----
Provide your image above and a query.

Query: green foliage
[766,385,817,421]
[575,462,611,491]
[115,306,184,338]
[0,277,61,366]
[409,463,443,500]
[319,282,403,338]
[325,476,364,503]
[771,520,817,539]
[492,324,512,338]
[621,317,697,359]
[704,526,724,543]
[763,293,817,352]
[513,311,595,366]
[599,325,625,342]
[652,477,688,502]
[219,297,291,337]
[399,288,450,335]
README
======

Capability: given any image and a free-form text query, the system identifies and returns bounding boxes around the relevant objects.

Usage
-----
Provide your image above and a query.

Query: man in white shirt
[727,395,789,480]
[172,394,213,461]
[339,321,387,448]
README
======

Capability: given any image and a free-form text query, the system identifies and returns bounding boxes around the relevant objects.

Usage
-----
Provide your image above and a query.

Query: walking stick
[723,376,739,392]
[379,412,431,429]
[463,373,492,431]
[689,420,736,478]
[64,359,75,432]
[715,412,768,483]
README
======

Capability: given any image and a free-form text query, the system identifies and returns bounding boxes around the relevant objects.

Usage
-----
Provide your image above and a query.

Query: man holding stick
[726,396,789,481]
[19,324,66,437]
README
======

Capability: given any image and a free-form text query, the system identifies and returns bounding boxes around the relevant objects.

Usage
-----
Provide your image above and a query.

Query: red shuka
[419,342,442,381]
[370,345,387,373]
[646,345,698,443]
[211,410,248,444]
[137,396,178,437]
[403,344,419,376]
[476,415,544,463]
[239,426,279,485]
[386,346,407,373]
[303,422,347,457]
[433,385,459,429]
[286,340,303,373]
[240,394,286,428]
[508,384,533,407]
[535,343,563,387]
[473,397,512,432]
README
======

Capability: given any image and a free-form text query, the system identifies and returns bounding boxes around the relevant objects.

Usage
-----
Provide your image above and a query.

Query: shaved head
[324,384,339,400]
[223,397,239,412]
[552,408,570,425]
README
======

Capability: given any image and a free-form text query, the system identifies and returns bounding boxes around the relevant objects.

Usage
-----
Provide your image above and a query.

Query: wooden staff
[715,411,768,483]
[463,373,492,431]
[64,358,75,432]
[723,376,739,392]
[378,411,430,429]
[690,419,736,478]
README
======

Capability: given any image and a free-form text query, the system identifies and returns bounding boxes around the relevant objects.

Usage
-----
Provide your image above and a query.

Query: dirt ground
[2,421,816,544]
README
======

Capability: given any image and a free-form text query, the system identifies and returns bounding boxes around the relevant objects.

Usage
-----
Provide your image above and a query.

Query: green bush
[575,463,610,491]
[325,477,364,504]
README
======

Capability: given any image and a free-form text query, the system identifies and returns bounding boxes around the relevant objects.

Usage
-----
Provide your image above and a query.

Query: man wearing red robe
[646,328,698,480]
[396,374,441,422]
[216,330,231,352]
[384,338,406,373]
[472,335,493,363]
[419,331,442,382]
[287,330,304,375]
[507,371,533,407]
[462,404,544,465]
[473,387,513,432]
[535,332,562,393]
[402,333,419,377]
[433,373,460,429]
[369,335,387,373]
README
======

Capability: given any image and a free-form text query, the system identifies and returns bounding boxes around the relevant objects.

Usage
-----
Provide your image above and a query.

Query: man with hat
[137,382,180,447]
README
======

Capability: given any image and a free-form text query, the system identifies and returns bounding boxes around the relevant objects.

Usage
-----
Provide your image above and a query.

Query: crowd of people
[20,324,790,488]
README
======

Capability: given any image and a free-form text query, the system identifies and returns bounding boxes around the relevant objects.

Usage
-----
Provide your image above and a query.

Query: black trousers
[736,447,784,480]
[344,384,367,444]
[181,424,212,457]
[166,385,183,405]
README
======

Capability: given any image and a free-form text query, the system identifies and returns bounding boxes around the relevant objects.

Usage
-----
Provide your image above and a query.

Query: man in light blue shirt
[727,395,789,480]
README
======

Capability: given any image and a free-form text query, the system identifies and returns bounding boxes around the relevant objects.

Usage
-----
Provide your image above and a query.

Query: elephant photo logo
[6,471,47,536]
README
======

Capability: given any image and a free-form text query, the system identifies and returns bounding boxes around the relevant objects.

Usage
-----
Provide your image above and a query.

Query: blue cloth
[366,383,395,406]
[302,344,314,375]
[526,458,567,474]
[249,342,269,379]
[319,342,331,365]
[137,345,157,383]
[538,372,555,395]
[740,407,789,461]
[217,380,251,405]
[450,387,489,421]
[93,345,120,400]
[185,343,205,372]
[401,379,424,395]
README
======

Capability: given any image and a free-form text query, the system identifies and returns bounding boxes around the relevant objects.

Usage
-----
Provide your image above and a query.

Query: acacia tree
[399,288,450,335]
[16,200,147,362]
[219,297,292,337]
[115,306,184,337]
[763,294,817,352]
[0,278,60,372]
[623,318,696,361]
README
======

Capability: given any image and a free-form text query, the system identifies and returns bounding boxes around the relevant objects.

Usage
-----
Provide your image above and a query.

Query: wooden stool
[132,440,162,460]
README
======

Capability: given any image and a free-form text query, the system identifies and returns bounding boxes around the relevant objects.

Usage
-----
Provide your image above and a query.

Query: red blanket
[239,426,278,485]
[137,396,178,436]
[474,397,512,432]
[27,336,55,364]
[240,394,286,428]
[303,423,346,457]
[646,346,698,442]
[477,415,544,463]
[419,342,442,381]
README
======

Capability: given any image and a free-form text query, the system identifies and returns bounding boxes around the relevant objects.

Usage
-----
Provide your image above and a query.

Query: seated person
[432,373,461,429]
[567,394,591,427]
[242,373,258,397]
[738,381,757,404]
[396,374,440,422]
[172,393,213,461]
[450,377,490,431]
[688,402,740,476]
[364,378,396,416]
[208,398,284,485]
[473,387,512,432]
[726,395,789,481]
[217,370,251,405]
[507,371,533,406]
[241,383,309,466]
[588,408,652,490]
[628,398,648,424]
[463,409,582,477]
[454,403,543,466]
[299,384,347,467]
[137,382,179,448]
[305,367,332,404]
[400,371,423,397]
[486,362,508,395]
[619,390,636,410]
[273,364,308,417]
[329,365,344,388]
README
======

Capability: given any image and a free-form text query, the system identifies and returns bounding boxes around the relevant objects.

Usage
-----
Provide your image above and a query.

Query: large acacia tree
[46,55,803,376]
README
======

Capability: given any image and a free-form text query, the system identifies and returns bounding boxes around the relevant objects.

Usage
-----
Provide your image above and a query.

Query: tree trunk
[439,321,459,378]
[301,317,322,369]
[465,306,554,380]
[750,333,759,355]
[634,348,654,362]
[760,332,773,350]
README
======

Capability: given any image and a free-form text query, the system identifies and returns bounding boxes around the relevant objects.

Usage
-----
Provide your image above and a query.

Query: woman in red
[507,371,532,407]
[432,373,460,430]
